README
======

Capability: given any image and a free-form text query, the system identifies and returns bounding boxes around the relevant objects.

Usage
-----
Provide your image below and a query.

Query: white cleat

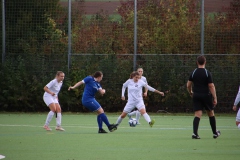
[43,125,52,131]
[56,126,65,131]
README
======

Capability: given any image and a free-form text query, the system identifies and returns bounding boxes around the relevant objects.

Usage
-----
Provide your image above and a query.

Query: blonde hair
[56,71,64,77]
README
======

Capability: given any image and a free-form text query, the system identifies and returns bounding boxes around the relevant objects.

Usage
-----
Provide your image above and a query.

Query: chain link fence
[0,0,240,112]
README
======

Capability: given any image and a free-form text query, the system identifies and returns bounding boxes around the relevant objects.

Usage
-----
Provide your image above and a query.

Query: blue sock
[97,114,103,129]
[98,113,110,127]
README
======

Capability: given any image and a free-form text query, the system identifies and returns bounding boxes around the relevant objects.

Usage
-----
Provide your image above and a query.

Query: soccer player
[127,67,148,124]
[68,71,118,133]
[187,55,220,139]
[43,71,65,131]
[116,71,164,127]
[232,87,240,129]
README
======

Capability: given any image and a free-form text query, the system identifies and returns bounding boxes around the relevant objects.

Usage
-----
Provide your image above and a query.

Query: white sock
[45,111,54,126]
[116,116,123,125]
[238,123,240,129]
[136,111,141,122]
[142,113,151,123]
[56,113,62,127]
[129,111,137,116]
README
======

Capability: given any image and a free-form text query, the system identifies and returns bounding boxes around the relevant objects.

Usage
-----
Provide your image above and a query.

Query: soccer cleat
[55,126,65,131]
[43,125,52,131]
[98,129,108,133]
[127,113,131,119]
[192,133,200,139]
[136,122,141,125]
[108,124,118,132]
[149,119,155,127]
[192,134,200,139]
[213,130,221,139]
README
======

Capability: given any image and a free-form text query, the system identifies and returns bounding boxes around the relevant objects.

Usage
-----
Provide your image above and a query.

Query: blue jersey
[82,76,101,102]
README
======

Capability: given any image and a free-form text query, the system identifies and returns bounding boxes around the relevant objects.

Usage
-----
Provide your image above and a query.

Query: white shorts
[123,100,145,113]
[236,108,240,122]
[43,95,59,107]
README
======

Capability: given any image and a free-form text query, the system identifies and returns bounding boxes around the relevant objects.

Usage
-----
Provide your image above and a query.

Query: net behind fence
[1,0,240,112]
[70,54,240,113]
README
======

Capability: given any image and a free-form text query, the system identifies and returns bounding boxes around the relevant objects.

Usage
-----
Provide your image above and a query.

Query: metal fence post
[68,0,72,74]
[133,0,137,71]
[2,0,5,63]
[201,0,204,55]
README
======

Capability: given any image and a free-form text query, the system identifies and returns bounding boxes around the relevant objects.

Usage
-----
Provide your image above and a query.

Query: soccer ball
[128,118,137,127]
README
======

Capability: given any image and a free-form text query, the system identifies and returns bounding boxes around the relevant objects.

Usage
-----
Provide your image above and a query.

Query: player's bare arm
[68,81,84,90]
[187,80,193,97]
[208,83,217,105]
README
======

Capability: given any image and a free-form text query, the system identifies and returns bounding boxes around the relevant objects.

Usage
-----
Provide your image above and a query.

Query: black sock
[193,117,200,135]
[209,116,217,134]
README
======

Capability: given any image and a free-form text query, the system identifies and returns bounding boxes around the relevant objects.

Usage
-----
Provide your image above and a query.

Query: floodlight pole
[200,0,204,55]
[133,0,137,71]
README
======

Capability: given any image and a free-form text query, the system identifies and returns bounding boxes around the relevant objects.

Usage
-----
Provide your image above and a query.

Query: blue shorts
[82,98,101,112]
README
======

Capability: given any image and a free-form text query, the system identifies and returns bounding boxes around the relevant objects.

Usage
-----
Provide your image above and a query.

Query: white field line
[0,124,237,130]
[0,155,5,159]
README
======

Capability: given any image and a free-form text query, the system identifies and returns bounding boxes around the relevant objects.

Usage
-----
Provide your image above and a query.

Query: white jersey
[122,79,155,101]
[234,86,240,122]
[43,79,63,97]
[140,76,147,84]
[234,86,240,106]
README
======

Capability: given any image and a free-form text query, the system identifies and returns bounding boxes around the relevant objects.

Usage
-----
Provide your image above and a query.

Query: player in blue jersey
[68,71,117,133]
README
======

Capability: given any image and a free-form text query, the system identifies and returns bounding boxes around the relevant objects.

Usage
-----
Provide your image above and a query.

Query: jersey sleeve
[122,79,130,97]
[234,86,240,106]
[207,71,213,83]
[96,83,102,90]
[83,76,92,84]
[46,79,55,88]
[142,76,148,84]
[188,72,194,81]
[140,80,155,92]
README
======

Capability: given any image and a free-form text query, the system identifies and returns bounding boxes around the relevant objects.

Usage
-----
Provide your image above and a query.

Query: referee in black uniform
[187,55,221,139]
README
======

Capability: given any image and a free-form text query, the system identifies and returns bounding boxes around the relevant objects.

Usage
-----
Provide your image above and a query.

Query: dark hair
[197,55,206,65]
[129,71,139,79]
[93,71,103,78]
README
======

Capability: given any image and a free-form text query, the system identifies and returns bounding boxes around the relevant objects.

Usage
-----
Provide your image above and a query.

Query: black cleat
[108,124,118,132]
[192,134,200,139]
[213,130,221,139]
[98,129,108,133]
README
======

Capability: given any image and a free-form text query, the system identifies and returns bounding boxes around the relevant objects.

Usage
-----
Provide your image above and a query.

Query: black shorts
[192,93,214,111]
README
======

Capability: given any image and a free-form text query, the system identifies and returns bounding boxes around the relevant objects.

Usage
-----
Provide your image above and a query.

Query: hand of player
[143,92,147,97]
[68,86,74,91]
[159,92,164,96]
[100,89,106,95]
[213,98,217,107]
[121,96,125,101]
[233,105,237,111]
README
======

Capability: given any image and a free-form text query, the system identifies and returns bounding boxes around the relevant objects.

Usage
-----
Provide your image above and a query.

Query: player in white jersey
[233,86,240,129]
[127,68,148,124]
[43,71,65,131]
[116,71,164,127]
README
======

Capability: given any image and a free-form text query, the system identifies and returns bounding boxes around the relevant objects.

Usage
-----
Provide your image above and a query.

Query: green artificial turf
[0,113,239,160]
